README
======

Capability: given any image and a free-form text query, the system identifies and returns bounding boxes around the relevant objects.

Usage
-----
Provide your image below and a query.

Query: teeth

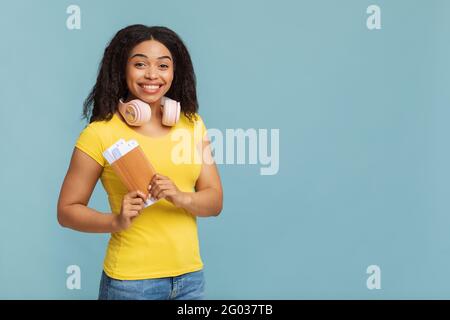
[142,85,160,90]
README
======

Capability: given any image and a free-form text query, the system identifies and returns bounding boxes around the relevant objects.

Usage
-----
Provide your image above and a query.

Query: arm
[57,147,120,233]
[186,136,223,217]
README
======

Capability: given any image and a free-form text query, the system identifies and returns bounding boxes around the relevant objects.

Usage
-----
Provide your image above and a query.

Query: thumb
[137,190,147,201]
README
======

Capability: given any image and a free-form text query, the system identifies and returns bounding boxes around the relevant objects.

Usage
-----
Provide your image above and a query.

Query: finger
[128,197,144,205]
[154,174,168,181]
[155,186,174,199]
[124,190,139,200]
[151,180,172,194]
[152,183,172,195]
[127,210,140,219]
[156,189,176,200]
[154,179,172,186]
[148,179,169,191]
[125,190,146,202]
[123,208,139,217]
[135,190,147,202]
[150,173,161,185]
[156,182,175,195]
[155,190,167,200]
[150,185,161,199]
[150,183,162,193]
[156,184,172,192]
[128,205,144,213]
[123,203,142,212]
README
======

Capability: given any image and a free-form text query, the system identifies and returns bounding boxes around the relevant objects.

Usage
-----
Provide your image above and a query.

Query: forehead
[129,40,172,59]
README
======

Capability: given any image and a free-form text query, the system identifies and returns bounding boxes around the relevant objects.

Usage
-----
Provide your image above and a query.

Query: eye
[160,64,169,69]
[134,62,146,68]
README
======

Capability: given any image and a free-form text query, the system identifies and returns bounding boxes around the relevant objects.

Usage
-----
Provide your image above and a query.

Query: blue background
[1,0,450,299]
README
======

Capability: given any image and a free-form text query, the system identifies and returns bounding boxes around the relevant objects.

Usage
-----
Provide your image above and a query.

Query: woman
[57,25,223,300]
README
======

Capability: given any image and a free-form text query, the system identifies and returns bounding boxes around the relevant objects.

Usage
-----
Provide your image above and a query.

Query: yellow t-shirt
[75,112,207,280]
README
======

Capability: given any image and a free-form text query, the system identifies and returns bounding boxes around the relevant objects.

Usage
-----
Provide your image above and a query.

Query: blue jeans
[98,269,205,300]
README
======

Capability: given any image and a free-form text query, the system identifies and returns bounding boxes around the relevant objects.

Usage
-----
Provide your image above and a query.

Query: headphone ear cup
[161,97,181,126]
[118,99,151,126]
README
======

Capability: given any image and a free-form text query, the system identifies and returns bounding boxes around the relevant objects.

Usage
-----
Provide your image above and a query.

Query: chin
[141,95,163,104]
[131,91,161,104]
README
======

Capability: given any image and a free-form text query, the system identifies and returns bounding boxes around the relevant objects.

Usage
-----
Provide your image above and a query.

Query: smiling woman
[56,25,223,300]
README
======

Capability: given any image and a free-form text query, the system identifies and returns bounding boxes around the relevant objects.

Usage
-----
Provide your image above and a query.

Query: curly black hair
[82,25,199,123]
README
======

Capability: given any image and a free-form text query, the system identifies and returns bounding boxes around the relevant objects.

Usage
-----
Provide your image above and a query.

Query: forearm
[58,204,119,233]
[181,188,223,217]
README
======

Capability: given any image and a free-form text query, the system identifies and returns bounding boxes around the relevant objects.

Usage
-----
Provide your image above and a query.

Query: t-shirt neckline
[112,112,176,140]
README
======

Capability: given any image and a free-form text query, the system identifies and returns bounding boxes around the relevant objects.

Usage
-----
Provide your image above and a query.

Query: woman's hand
[114,190,146,232]
[148,174,190,208]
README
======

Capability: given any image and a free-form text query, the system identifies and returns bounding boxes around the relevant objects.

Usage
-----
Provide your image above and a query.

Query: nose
[145,66,158,79]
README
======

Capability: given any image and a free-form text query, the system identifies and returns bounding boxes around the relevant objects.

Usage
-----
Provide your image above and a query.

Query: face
[125,40,174,104]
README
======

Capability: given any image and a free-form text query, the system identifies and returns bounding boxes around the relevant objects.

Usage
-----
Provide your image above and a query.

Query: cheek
[125,68,135,86]
[163,71,174,86]
[125,76,136,93]
[126,66,141,80]
[164,67,174,80]
[125,68,145,90]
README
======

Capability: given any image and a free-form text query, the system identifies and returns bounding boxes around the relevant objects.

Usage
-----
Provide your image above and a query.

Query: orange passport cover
[110,145,156,200]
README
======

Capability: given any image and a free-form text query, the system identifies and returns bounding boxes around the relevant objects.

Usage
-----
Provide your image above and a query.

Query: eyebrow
[130,53,172,61]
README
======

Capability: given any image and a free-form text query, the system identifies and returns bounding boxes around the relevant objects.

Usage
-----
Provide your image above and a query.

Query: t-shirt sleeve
[75,124,105,167]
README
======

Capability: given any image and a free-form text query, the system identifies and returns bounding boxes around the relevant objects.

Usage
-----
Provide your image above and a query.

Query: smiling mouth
[139,84,163,93]
[139,84,162,90]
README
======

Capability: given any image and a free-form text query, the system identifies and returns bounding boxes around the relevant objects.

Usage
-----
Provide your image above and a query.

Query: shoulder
[176,113,208,142]
[76,116,117,154]
[178,112,206,130]
[75,118,117,168]
[80,116,116,138]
